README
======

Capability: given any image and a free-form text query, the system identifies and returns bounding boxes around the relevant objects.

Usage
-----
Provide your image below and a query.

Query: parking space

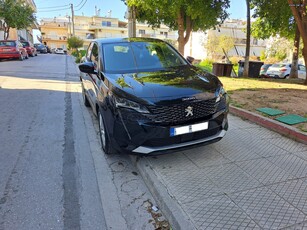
[137,115,307,229]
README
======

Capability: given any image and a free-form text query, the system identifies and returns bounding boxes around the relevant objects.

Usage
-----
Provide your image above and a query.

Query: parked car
[259,64,272,78]
[0,40,28,61]
[20,40,37,57]
[34,43,47,53]
[266,63,306,79]
[55,48,65,54]
[78,38,229,154]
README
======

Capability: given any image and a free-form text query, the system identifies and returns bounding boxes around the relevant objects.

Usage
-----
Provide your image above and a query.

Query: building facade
[185,19,267,60]
[40,15,177,50]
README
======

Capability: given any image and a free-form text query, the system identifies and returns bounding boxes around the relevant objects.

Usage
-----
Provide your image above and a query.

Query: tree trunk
[177,8,192,56]
[243,0,251,78]
[4,26,10,40]
[303,45,307,85]
[288,0,307,85]
[289,25,300,78]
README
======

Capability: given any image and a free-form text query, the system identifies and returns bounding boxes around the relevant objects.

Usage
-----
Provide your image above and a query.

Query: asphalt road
[0,54,162,230]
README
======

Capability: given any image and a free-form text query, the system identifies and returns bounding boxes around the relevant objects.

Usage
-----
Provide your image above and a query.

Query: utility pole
[70,3,75,36]
[127,5,136,37]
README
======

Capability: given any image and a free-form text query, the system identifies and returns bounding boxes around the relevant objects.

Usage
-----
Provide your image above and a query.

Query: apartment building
[40,15,177,50]
[0,0,38,42]
[185,19,267,60]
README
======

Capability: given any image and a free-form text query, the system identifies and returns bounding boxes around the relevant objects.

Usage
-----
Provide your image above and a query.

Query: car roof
[94,37,165,45]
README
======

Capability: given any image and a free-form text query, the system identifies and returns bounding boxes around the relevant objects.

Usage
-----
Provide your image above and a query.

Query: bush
[198,58,214,72]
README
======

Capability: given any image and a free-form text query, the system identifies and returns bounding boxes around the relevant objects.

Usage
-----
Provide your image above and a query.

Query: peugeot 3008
[79,38,229,154]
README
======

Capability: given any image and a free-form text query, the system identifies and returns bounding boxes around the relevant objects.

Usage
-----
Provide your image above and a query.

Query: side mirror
[186,56,195,64]
[79,62,97,74]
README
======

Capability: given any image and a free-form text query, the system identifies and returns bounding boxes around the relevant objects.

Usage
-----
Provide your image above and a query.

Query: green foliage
[127,0,230,54]
[72,50,86,63]
[127,0,230,31]
[267,37,291,61]
[259,50,266,61]
[0,0,35,39]
[206,34,235,58]
[197,59,214,72]
[251,0,295,39]
[67,36,84,50]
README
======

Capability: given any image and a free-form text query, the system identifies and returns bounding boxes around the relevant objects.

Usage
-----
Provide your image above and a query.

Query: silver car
[266,63,306,79]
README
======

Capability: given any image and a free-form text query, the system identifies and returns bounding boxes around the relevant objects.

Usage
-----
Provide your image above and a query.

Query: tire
[97,109,112,155]
[82,84,90,107]
[284,75,289,79]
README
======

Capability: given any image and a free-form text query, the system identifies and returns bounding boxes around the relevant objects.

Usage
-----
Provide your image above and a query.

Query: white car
[55,48,65,54]
[266,63,306,79]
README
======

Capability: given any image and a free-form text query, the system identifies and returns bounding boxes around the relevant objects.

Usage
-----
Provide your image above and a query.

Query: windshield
[0,41,16,47]
[102,41,187,73]
[21,42,29,46]
[272,64,286,68]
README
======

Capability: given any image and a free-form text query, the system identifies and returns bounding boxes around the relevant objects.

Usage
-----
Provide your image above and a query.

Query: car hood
[105,65,222,105]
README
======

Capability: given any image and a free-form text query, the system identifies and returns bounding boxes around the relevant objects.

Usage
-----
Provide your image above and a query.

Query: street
[0,54,165,230]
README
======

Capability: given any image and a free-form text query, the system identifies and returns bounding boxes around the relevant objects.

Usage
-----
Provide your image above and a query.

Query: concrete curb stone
[229,106,307,144]
[130,155,196,230]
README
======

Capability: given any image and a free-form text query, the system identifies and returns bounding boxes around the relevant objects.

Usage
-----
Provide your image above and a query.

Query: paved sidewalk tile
[184,195,260,229]
[184,145,231,168]
[229,187,306,229]
[267,154,307,179]
[287,221,307,229]
[269,137,307,153]
[235,158,295,185]
[294,151,307,161]
[148,152,198,173]
[160,169,223,203]
[268,179,307,214]
[202,163,260,194]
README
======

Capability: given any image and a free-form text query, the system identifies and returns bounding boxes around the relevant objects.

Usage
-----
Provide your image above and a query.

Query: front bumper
[105,107,228,154]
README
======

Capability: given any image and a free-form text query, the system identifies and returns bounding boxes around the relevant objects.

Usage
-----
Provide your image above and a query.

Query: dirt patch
[229,88,307,132]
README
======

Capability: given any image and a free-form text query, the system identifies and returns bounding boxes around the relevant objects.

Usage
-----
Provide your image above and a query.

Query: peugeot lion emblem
[185,106,193,117]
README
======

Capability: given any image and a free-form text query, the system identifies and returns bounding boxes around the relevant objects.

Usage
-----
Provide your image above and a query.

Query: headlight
[112,95,150,114]
[215,86,226,103]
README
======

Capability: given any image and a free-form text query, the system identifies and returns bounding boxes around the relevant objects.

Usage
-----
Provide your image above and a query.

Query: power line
[37,4,70,10]
[75,0,87,11]
[76,0,85,8]
[38,7,70,13]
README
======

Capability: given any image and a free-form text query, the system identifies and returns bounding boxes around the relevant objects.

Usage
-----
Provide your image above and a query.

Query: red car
[20,40,37,57]
[0,40,28,61]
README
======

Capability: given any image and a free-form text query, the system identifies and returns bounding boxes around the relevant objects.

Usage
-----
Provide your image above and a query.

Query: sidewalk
[131,109,307,229]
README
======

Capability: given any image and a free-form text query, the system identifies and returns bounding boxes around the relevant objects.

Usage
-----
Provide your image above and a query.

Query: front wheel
[97,109,112,155]
[82,84,90,107]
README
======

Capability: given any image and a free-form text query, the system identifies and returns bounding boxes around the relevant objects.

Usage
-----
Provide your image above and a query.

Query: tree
[243,0,251,78]
[206,34,235,59]
[67,36,84,62]
[67,36,84,51]
[287,0,307,84]
[127,0,230,56]
[0,0,35,40]
[251,0,300,79]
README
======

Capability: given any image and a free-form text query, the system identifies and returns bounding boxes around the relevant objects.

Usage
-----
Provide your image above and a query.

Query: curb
[130,155,196,230]
[230,106,307,144]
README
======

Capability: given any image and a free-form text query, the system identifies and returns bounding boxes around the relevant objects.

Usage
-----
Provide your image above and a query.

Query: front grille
[145,98,217,124]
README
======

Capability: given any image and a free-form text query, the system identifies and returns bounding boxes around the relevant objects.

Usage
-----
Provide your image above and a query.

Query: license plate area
[170,122,209,136]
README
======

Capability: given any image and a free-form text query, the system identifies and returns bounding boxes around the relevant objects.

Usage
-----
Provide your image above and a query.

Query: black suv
[79,38,229,154]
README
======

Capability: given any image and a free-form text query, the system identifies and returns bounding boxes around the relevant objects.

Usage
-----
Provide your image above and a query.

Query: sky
[34,0,248,22]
